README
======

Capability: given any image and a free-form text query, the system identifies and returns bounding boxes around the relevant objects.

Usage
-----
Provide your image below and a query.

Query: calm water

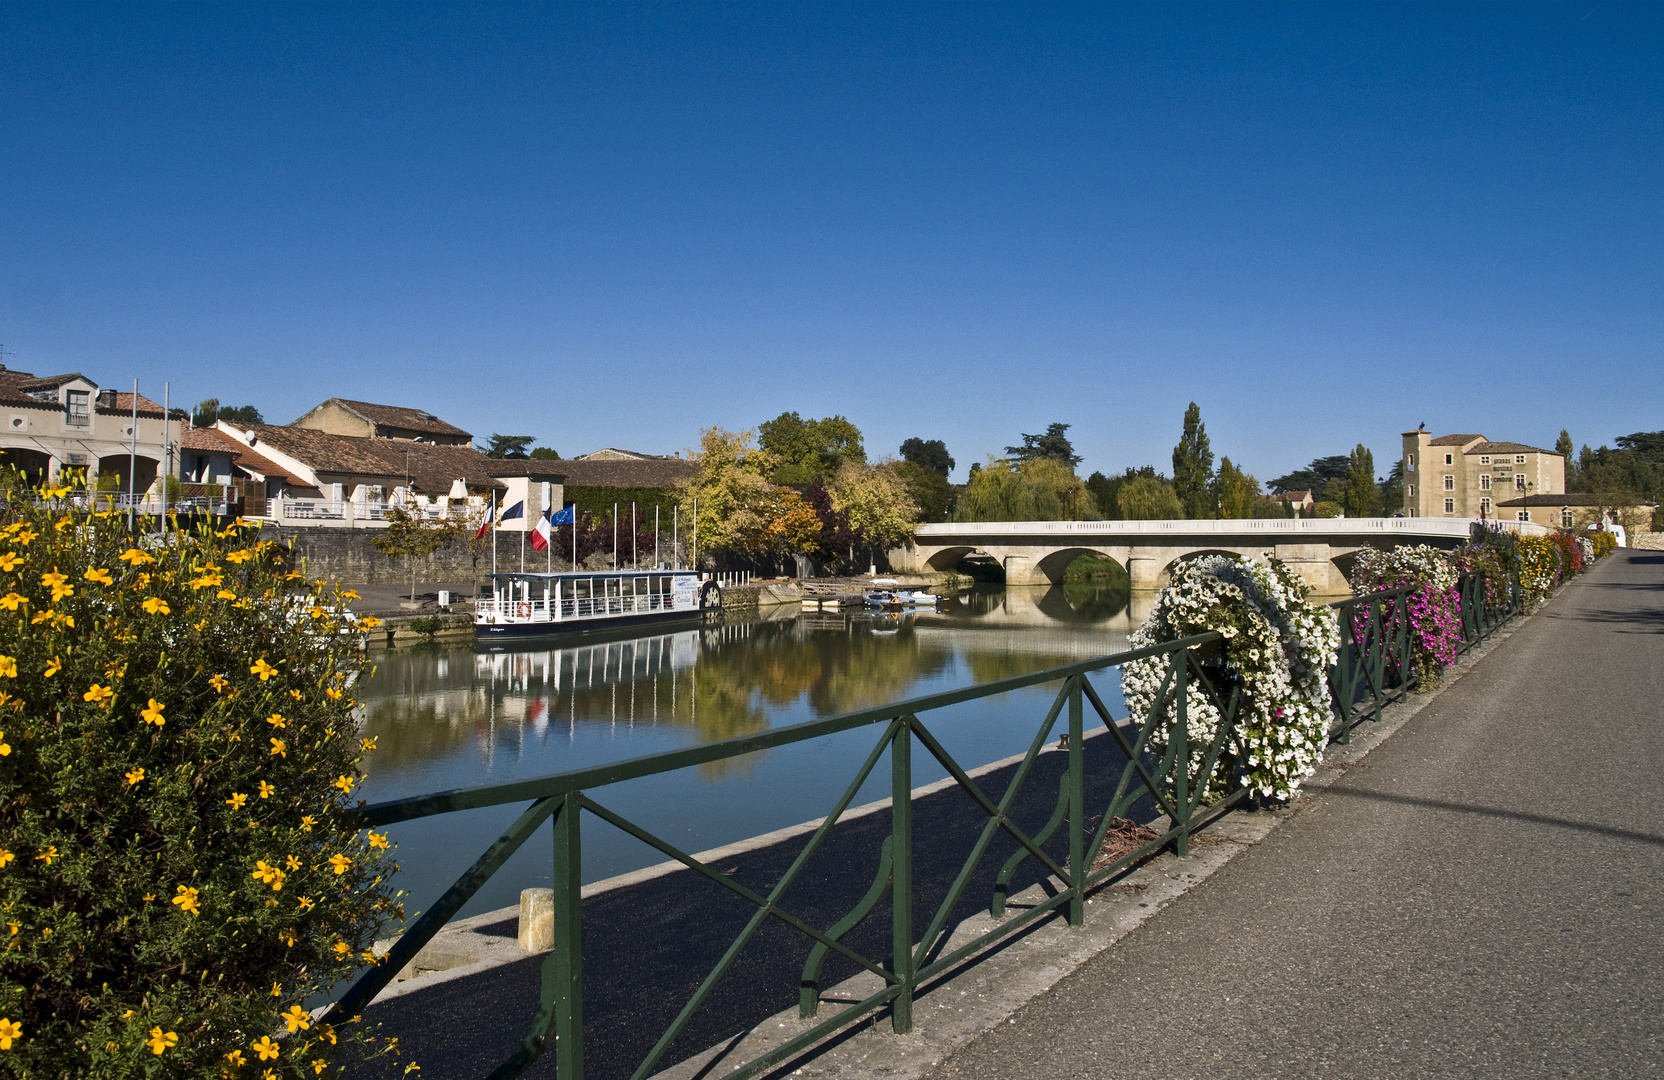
[358,584,1144,918]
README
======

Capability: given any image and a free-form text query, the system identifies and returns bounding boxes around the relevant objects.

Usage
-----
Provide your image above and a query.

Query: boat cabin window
[570,579,593,600]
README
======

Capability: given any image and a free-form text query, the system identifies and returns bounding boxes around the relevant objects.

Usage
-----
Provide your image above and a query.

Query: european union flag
[550,505,576,525]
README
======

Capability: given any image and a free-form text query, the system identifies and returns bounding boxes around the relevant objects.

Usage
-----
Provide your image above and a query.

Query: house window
[1515,455,1526,464]
[1444,454,1454,465]
[1407,508,1417,517]
[1444,498,1455,514]
[1443,475,1455,491]
[1517,511,1530,522]
[1480,475,1491,490]
[1407,484,1415,497]
[1561,508,1574,528]
[1480,455,1491,465]
[66,390,89,427]
[1515,475,1526,491]
[1480,497,1492,515]
[1406,454,1416,471]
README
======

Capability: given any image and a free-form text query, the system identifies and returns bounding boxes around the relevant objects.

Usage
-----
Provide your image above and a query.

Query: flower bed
[1122,555,1338,802]
[1349,544,1462,689]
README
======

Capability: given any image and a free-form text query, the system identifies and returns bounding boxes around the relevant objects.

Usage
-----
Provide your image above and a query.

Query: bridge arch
[923,545,982,572]
[1032,547,1128,587]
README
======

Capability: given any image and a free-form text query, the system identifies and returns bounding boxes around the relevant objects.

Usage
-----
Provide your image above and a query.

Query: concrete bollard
[518,888,554,953]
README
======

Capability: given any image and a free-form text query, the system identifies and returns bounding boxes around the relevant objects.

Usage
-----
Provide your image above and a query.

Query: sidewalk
[925,550,1664,1079]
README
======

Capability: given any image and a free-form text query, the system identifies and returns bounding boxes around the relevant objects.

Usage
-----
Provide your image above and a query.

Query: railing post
[552,792,585,1079]
[1173,648,1190,857]
[1067,676,1084,926]
[890,719,913,1034]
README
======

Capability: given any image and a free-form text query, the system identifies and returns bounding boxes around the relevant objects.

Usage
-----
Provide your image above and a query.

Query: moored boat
[475,569,720,643]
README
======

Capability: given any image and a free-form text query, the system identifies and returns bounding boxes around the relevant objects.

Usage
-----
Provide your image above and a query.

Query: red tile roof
[1429,434,1486,446]
[314,398,472,440]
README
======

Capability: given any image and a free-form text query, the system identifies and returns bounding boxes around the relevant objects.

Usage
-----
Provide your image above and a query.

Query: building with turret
[1401,430,1564,520]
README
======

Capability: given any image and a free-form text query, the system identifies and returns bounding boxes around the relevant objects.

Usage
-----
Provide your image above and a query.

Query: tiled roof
[180,426,243,454]
[101,393,166,418]
[1429,434,1486,446]
[241,425,407,479]
[323,398,472,439]
[0,367,164,416]
[349,440,514,494]
[1468,441,1552,456]
[480,459,568,481]
[555,457,698,489]
[576,448,679,461]
[1498,493,1656,507]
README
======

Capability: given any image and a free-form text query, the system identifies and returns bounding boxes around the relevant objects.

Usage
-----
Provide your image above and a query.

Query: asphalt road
[925,550,1664,1080]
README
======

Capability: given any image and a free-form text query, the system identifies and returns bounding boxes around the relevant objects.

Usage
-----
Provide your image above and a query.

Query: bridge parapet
[891,517,1549,591]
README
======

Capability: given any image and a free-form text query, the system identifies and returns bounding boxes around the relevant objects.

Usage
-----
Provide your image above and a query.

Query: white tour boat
[475,569,720,643]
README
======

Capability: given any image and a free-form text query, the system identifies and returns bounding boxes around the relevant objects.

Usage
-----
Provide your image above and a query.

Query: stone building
[1496,493,1656,534]
[0,365,181,492]
[289,398,473,446]
[1401,430,1565,519]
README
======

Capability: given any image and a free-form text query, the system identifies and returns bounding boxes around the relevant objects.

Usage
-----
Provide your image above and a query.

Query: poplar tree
[1171,402,1214,519]
[1344,444,1378,517]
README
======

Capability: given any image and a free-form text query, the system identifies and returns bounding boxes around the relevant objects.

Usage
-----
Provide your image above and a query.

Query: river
[358,584,1146,919]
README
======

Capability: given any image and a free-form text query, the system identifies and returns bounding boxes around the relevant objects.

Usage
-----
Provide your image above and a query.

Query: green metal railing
[330,573,1523,1079]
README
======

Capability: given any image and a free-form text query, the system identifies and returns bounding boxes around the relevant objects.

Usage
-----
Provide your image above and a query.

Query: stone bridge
[889,517,1548,592]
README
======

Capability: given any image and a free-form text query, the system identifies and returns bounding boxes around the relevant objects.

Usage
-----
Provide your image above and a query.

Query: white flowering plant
[1122,556,1339,802]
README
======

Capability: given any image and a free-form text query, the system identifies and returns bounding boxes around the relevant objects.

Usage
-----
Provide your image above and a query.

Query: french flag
[530,511,552,552]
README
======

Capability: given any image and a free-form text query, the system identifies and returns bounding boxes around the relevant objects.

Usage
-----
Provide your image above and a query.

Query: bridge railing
[334,575,1523,1080]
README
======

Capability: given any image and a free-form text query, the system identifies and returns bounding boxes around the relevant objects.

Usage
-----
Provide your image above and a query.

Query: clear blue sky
[2,2,1658,483]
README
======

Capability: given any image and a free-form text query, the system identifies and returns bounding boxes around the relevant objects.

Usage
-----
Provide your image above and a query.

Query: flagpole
[491,490,497,578]
[547,511,552,574]
[632,502,637,570]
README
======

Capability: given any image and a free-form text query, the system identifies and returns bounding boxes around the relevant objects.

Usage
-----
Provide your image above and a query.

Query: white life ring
[515,601,531,618]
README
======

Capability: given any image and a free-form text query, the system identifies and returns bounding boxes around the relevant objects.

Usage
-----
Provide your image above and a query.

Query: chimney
[96,388,117,409]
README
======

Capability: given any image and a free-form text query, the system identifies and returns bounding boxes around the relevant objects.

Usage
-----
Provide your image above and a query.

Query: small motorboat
[863,590,939,609]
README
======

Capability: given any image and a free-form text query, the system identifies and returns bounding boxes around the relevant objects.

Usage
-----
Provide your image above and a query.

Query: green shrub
[0,473,407,1076]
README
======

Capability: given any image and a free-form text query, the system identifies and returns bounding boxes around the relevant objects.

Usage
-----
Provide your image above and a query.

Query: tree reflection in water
[356,585,1131,787]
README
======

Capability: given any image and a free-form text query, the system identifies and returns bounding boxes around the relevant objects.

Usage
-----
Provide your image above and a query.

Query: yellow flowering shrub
[0,474,407,1076]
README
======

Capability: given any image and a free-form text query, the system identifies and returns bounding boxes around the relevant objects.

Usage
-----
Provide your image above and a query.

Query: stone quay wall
[262,525,572,586]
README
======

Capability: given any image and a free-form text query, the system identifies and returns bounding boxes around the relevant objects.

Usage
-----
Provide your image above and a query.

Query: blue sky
[2,2,1658,483]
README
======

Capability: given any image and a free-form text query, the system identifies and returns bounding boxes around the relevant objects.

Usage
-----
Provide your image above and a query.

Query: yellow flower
[83,684,113,704]
[288,688,303,700]
[300,815,317,832]
[279,927,296,946]
[309,606,327,620]
[216,588,237,600]
[226,792,248,809]
[145,1027,178,1055]
[360,735,378,752]
[317,1024,336,1046]
[266,712,286,728]
[0,552,19,571]
[140,699,166,727]
[333,775,355,793]
[314,1059,329,1075]
[270,981,282,998]
[225,549,254,564]
[252,1035,280,1060]
[326,687,345,700]
[258,780,276,799]
[171,885,201,915]
[367,831,390,851]
[0,732,9,757]
[4,920,16,933]
[54,612,74,630]
[281,1003,312,1033]
[142,596,170,615]
[252,860,286,891]
[209,674,229,692]
[83,567,113,586]
[43,656,60,677]
[360,949,379,965]
[327,853,352,875]
[0,592,24,610]
[0,657,15,679]
[0,1017,21,1050]
[297,896,315,911]
[36,846,58,865]
[224,1050,247,1067]
[190,572,224,590]
[360,616,382,629]
[41,571,73,602]
[339,589,360,600]
[119,548,155,566]
[250,659,277,681]
[29,611,51,624]
[124,767,145,786]
[0,850,13,868]
[331,940,351,958]
[270,737,287,758]
[11,530,35,546]
[283,855,301,872]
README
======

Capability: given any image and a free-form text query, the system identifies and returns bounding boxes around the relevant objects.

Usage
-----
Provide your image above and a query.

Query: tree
[1344,444,1378,517]
[1086,466,1163,522]
[1004,423,1080,468]
[0,481,401,1075]
[830,462,919,550]
[1379,460,1405,516]
[804,477,862,569]
[951,457,1099,523]
[529,446,561,460]
[891,459,953,522]
[485,434,534,459]
[1268,455,1351,496]
[1118,475,1185,520]
[1171,403,1215,519]
[757,412,866,485]
[899,437,955,477]
[190,399,261,427]
[1213,457,1262,519]
[372,507,467,601]
[1020,457,1100,520]
[191,399,219,427]
[1555,429,1575,485]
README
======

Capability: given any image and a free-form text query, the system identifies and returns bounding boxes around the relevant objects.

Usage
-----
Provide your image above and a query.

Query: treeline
[1561,428,1664,528]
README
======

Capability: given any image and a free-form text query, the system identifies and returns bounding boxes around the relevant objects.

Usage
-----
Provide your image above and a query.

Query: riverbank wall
[261,524,568,586]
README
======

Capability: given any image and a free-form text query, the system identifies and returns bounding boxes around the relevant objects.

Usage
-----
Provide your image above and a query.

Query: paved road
[926,550,1664,1080]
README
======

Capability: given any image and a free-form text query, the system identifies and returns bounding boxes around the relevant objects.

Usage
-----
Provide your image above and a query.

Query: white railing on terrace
[275,498,345,520]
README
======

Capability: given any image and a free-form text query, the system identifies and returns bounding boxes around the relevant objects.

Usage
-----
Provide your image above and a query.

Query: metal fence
[328,572,1517,1080]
